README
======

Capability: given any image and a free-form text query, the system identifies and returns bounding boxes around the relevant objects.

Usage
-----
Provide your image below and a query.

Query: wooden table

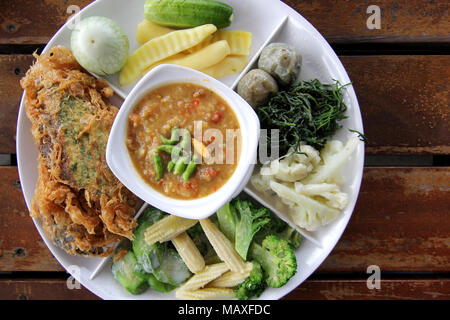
[0,0,448,300]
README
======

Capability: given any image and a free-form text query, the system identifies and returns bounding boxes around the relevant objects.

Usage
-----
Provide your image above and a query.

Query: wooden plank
[284,0,450,44]
[0,278,448,300]
[319,167,450,272]
[0,0,92,45]
[284,279,450,300]
[0,279,99,300]
[0,166,448,272]
[341,55,450,155]
[0,166,63,271]
[0,1,449,45]
[3,55,449,155]
[0,54,34,154]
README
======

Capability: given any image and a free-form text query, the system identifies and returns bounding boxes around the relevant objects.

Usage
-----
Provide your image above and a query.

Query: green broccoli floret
[235,261,266,300]
[249,235,297,288]
[278,226,302,249]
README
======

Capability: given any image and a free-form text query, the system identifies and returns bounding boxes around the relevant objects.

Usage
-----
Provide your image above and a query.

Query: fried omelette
[21,46,137,257]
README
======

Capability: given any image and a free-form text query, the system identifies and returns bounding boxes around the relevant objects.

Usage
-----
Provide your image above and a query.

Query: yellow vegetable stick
[208,262,253,288]
[214,30,252,56]
[200,56,248,79]
[144,215,198,245]
[185,30,252,56]
[200,218,246,273]
[136,20,175,45]
[143,40,230,74]
[176,287,235,300]
[172,232,205,274]
[120,24,217,86]
[178,262,229,291]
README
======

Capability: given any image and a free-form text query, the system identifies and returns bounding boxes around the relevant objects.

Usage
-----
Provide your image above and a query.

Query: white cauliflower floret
[304,137,359,185]
[269,145,321,182]
[250,171,272,192]
[269,181,340,231]
[294,182,349,210]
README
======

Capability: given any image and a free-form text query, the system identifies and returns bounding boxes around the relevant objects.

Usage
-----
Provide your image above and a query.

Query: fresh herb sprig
[257,79,349,155]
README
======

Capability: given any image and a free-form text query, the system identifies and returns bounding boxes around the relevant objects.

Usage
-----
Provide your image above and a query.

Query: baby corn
[144,215,198,245]
[172,232,205,274]
[200,218,246,273]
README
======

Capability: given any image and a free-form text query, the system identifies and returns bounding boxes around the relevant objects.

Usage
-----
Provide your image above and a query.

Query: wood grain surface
[4,55,449,155]
[1,279,449,300]
[1,1,449,45]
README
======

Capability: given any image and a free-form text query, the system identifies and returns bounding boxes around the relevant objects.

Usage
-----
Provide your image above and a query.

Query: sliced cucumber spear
[144,0,234,29]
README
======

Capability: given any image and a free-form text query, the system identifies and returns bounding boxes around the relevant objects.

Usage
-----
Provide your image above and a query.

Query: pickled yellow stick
[120,24,217,86]
[214,30,252,56]
[136,20,175,45]
[172,232,205,274]
[200,218,246,273]
[185,30,252,56]
[143,40,230,74]
[200,56,248,79]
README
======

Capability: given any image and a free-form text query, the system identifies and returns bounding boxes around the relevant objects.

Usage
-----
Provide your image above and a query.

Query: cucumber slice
[144,0,234,29]
[147,274,176,293]
[71,16,129,75]
[111,250,148,295]
[153,247,192,286]
[132,207,166,273]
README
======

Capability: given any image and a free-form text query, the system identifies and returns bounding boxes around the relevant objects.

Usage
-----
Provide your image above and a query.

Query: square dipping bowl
[106,64,260,220]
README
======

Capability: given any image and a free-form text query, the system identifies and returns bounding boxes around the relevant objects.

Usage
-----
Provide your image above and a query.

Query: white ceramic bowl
[106,64,260,220]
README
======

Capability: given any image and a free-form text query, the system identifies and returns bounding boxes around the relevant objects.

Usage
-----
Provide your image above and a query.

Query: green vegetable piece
[147,273,176,293]
[157,145,181,155]
[277,226,302,249]
[144,0,234,29]
[160,135,176,145]
[170,127,179,141]
[173,156,189,175]
[132,207,166,273]
[179,130,191,149]
[111,250,148,295]
[182,155,198,182]
[153,247,192,286]
[249,235,297,288]
[160,128,179,145]
[216,202,237,242]
[153,152,163,181]
[235,261,266,300]
[257,79,349,154]
[167,160,175,172]
[234,199,271,260]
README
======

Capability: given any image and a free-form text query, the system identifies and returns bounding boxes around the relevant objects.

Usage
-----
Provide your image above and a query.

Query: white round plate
[16,0,364,300]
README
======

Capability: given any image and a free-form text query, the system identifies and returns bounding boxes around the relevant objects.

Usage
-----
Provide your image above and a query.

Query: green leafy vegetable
[258,79,349,155]
[234,199,271,260]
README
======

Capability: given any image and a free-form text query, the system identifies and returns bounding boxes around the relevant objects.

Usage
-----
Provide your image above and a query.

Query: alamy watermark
[366,265,381,290]
[366,5,381,30]
[66,264,81,290]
